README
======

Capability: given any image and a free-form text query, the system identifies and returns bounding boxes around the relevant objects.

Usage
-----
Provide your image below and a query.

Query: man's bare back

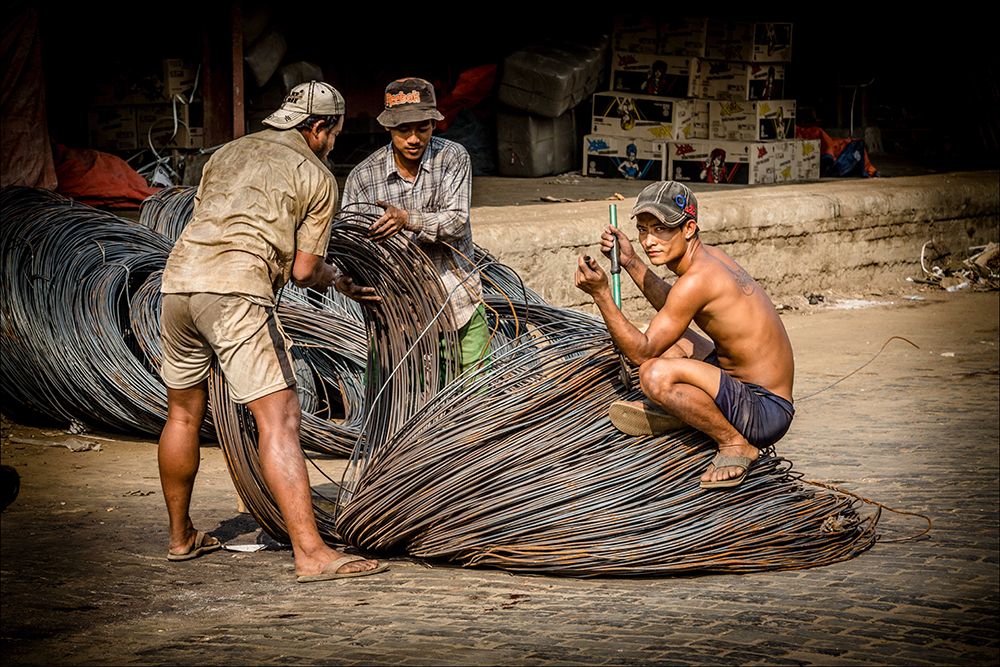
[670,243,794,402]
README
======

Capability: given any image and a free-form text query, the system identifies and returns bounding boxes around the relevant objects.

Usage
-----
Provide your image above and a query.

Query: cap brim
[632,204,686,227]
[377,107,445,128]
[262,110,309,130]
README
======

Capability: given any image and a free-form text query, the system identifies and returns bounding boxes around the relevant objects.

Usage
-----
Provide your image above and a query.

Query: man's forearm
[592,289,659,366]
[407,208,469,243]
[623,257,671,311]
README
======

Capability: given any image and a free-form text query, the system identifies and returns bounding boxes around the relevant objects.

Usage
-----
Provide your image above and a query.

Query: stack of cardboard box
[585,16,820,184]
[88,59,203,153]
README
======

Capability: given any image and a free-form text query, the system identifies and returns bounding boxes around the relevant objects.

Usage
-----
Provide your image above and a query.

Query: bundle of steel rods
[1,184,880,576]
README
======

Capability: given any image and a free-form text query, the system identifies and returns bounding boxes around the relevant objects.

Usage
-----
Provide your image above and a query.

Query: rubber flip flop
[167,530,222,561]
[609,399,687,436]
[699,454,753,489]
[296,556,389,583]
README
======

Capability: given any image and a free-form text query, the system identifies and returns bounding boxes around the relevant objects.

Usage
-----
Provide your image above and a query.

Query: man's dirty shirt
[161,128,338,305]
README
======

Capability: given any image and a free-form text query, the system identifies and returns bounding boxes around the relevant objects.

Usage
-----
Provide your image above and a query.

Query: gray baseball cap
[262,81,346,130]
[377,77,445,128]
[631,181,698,227]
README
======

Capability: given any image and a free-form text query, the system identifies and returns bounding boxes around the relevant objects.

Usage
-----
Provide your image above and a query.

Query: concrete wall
[471,171,1000,321]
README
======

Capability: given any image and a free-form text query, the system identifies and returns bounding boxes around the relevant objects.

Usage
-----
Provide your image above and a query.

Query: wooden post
[232,1,244,139]
[202,1,244,148]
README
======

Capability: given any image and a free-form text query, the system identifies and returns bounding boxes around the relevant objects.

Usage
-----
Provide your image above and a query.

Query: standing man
[158,81,387,582]
[341,77,490,379]
[575,181,795,489]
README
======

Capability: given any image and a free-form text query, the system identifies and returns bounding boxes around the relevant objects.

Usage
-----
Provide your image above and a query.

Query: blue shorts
[704,350,794,449]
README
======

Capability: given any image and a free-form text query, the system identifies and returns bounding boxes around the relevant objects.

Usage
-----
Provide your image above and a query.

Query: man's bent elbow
[291,252,323,287]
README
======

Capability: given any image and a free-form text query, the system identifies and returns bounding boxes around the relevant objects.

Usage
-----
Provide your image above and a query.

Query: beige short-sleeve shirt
[161,128,338,303]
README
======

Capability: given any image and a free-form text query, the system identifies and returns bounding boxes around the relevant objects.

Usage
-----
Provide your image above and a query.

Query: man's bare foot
[295,547,381,579]
[167,529,221,561]
[701,441,759,485]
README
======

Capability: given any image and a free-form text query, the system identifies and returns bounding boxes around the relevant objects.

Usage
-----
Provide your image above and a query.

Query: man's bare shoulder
[697,244,758,297]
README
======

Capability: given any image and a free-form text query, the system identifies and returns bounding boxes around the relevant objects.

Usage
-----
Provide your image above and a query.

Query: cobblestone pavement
[2,291,997,666]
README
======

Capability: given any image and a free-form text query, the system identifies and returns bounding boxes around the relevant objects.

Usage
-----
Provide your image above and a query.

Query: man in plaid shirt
[342,77,490,379]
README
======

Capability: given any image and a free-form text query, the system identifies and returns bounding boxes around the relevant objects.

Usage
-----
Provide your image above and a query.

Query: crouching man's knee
[638,358,676,399]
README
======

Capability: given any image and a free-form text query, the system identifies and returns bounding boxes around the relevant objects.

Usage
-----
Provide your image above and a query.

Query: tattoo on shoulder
[726,265,756,296]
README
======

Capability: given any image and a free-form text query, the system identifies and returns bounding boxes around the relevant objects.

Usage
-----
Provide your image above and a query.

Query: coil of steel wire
[331,294,879,575]
[1,186,174,434]
[2,185,880,576]
[137,185,196,243]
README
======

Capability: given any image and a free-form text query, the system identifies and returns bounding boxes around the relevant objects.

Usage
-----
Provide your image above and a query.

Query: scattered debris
[914,241,999,291]
[223,543,267,553]
[10,436,102,452]
[540,193,625,204]
[122,490,155,497]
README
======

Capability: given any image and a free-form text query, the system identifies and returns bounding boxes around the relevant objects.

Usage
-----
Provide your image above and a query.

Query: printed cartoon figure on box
[618,97,637,131]
[701,148,733,183]
[761,66,778,100]
[753,23,793,62]
[618,143,641,179]
[758,102,795,141]
[641,61,669,95]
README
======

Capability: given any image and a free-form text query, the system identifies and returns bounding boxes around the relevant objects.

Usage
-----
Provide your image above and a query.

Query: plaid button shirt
[342,137,482,328]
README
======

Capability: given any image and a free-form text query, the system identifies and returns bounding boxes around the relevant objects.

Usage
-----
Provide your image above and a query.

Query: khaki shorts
[160,293,296,404]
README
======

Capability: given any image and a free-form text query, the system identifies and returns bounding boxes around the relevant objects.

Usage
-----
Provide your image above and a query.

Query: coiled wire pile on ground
[1,185,880,576]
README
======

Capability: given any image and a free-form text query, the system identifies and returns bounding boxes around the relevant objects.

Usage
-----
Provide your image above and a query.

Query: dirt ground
[1,283,997,665]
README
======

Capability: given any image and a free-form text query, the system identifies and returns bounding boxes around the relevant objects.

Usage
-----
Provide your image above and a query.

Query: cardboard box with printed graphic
[163,58,198,98]
[583,135,666,181]
[666,140,774,185]
[610,52,695,99]
[613,14,658,54]
[752,23,793,62]
[705,20,754,61]
[592,91,708,142]
[657,18,708,57]
[772,140,797,183]
[88,106,138,151]
[690,60,785,101]
[796,138,821,180]
[708,100,796,142]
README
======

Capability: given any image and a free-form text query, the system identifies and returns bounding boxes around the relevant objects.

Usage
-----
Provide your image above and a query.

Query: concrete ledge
[471,171,1000,320]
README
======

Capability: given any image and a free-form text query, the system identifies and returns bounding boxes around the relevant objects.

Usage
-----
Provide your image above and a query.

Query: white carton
[705,20,754,61]
[796,138,821,180]
[592,91,708,141]
[610,51,695,98]
[708,99,796,142]
[752,23,793,62]
[690,59,785,101]
[666,140,775,185]
[772,140,797,182]
[583,134,666,181]
[657,18,708,57]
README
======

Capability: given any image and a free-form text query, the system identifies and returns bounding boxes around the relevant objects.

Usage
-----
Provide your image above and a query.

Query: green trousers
[441,303,492,380]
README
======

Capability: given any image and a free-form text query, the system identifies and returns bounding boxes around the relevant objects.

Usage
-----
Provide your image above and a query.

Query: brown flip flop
[609,399,687,436]
[297,555,389,583]
[699,454,753,489]
[167,530,222,561]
